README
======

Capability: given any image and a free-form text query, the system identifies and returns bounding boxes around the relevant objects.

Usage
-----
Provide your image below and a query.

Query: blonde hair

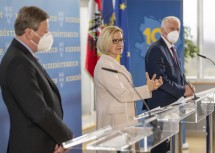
[97,26,123,54]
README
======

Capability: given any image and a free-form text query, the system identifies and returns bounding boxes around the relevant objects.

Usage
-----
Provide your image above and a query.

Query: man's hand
[54,144,69,153]
[184,84,195,97]
[146,72,163,91]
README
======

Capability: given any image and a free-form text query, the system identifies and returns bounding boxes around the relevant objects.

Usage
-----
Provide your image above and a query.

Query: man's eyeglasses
[112,38,124,44]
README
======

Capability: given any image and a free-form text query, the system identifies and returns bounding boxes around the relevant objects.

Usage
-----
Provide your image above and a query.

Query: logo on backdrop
[58,12,64,27]
[59,42,64,57]
[135,16,182,59]
[58,72,64,88]
[135,17,161,58]
[4,6,13,24]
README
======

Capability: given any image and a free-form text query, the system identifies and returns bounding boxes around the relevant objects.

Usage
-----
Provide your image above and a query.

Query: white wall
[80,0,95,118]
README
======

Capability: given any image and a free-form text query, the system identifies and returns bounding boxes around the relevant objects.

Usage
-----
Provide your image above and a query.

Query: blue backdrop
[127,0,185,146]
[0,1,82,153]
[127,0,184,114]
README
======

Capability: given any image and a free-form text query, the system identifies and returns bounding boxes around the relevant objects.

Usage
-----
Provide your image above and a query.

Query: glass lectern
[63,113,179,152]
[174,88,215,153]
[62,88,215,153]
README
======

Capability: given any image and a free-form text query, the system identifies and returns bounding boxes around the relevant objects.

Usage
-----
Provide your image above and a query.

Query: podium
[63,115,179,152]
[174,88,215,153]
[62,88,215,152]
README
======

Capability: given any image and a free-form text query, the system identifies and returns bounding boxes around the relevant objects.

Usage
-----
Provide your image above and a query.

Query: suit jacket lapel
[160,38,176,65]
[159,38,184,81]
[13,39,62,103]
[31,55,62,103]
[173,49,182,72]
[160,39,182,71]
[34,59,61,101]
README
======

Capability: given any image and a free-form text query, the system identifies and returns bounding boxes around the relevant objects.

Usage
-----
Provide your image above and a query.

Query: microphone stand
[101,67,152,115]
[158,63,204,117]
[101,67,162,144]
[157,62,204,153]
[157,63,199,100]
[197,54,215,153]
[197,53,215,66]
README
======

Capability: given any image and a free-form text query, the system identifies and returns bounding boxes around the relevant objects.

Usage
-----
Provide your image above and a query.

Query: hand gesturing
[146,72,163,91]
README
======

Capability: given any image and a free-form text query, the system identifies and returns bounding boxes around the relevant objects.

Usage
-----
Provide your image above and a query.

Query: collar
[15,37,39,61]
[161,36,174,49]
[101,54,121,66]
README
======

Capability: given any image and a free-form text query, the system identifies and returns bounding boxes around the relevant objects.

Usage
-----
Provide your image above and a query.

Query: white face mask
[37,32,54,51]
[32,31,54,51]
[166,30,179,44]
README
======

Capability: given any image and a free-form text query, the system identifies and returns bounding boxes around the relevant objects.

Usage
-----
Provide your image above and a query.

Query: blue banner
[0,1,81,153]
[102,0,115,26]
[127,0,185,147]
[127,0,184,115]
[115,0,131,70]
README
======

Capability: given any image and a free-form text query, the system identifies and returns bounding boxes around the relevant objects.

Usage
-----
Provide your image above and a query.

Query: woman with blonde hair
[94,25,163,134]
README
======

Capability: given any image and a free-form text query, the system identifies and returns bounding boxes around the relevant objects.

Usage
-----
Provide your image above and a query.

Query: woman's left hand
[146,72,163,91]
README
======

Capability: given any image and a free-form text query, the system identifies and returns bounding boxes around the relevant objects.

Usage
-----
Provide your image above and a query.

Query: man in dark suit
[144,16,194,153]
[0,6,73,153]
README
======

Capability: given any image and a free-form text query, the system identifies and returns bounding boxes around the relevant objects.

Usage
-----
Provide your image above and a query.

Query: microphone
[157,62,199,100]
[101,67,162,141]
[197,53,206,59]
[101,67,152,115]
[101,67,118,73]
[197,53,215,66]
[196,54,215,115]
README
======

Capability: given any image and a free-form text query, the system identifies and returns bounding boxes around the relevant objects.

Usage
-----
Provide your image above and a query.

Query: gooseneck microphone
[197,53,206,58]
[101,67,152,115]
[157,62,199,100]
[102,67,118,73]
[197,53,215,66]
[101,67,161,141]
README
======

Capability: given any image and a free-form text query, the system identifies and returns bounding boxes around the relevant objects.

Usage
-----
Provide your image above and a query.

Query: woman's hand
[146,72,163,91]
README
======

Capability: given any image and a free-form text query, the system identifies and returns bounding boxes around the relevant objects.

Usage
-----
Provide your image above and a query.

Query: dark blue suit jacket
[145,38,185,109]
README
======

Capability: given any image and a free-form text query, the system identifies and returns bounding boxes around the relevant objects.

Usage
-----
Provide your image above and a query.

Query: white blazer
[94,54,152,130]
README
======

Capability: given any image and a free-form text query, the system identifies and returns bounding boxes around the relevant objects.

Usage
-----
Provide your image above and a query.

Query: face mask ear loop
[30,30,41,47]
[37,32,54,51]
[162,27,169,35]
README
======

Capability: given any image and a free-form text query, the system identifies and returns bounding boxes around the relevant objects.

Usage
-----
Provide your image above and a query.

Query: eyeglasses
[112,38,124,44]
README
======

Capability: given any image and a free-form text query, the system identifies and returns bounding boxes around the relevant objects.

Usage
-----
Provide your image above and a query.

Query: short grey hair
[161,16,181,27]
[15,6,49,36]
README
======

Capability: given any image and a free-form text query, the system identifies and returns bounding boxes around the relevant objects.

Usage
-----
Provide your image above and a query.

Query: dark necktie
[170,46,178,65]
